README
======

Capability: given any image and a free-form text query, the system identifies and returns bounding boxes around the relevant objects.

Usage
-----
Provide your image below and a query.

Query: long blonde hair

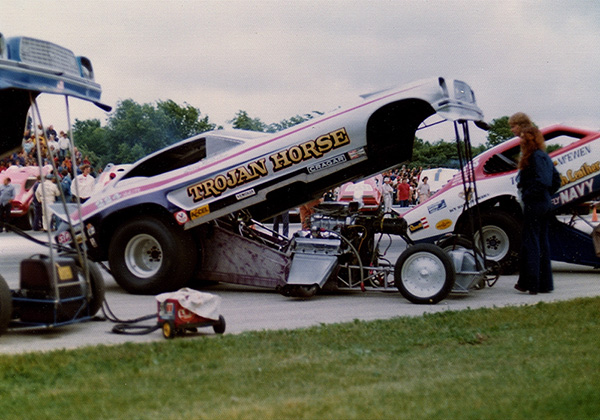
[518,126,546,170]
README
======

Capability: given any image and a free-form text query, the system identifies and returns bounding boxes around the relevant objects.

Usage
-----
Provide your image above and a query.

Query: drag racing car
[402,125,600,272]
[54,76,490,303]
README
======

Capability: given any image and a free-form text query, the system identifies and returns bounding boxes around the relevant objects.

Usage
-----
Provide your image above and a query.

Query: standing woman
[514,126,554,294]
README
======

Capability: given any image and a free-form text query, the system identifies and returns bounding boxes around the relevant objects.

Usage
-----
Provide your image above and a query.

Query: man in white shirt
[417,176,431,203]
[71,164,95,203]
[58,131,70,161]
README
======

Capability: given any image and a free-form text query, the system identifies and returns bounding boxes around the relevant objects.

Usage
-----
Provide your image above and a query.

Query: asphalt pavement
[0,223,599,355]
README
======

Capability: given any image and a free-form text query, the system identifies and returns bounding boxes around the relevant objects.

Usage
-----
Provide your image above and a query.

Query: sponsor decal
[307,154,347,173]
[552,177,596,207]
[558,160,600,188]
[177,308,195,322]
[269,127,350,171]
[187,127,351,203]
[555,145,592,166]
[408,217,429,233]
[436,219,453,230]
[187,159,268,203]
[348,147,366,160]
[57,265,73,281]
[174,211,189,225]
[427,199,447,214]
[86,223,96,237]
[236,188,256,200]
[190,204,210,220]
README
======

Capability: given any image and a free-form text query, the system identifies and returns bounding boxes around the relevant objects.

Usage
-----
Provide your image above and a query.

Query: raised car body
[57,77,486,294]
[402,125,600,270]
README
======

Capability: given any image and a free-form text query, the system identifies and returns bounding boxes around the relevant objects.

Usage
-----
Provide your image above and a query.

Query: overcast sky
[4,0,600,145]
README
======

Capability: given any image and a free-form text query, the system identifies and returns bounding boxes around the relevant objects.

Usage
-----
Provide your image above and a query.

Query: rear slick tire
[108,216,197,295]
[394,243,455,304]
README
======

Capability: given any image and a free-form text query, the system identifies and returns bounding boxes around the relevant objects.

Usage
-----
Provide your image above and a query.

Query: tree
[72,99,215,167]
[230,110,267,132]
[486,116,513,147]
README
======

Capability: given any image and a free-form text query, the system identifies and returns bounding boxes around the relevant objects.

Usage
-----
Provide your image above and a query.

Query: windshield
[122,135,242,179]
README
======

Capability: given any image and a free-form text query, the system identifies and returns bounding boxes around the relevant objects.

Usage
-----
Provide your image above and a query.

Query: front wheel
[395,243,455,304]
[108,216,198,295]
[467,211,521,274]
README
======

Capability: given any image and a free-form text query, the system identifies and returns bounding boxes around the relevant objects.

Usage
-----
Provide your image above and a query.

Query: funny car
[402,125,600,272]
[56,77,486,295]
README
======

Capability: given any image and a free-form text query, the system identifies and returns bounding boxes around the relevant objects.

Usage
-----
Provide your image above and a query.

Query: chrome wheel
[401,251,447,298]
[124,233,163,278]
[474,225,509,261]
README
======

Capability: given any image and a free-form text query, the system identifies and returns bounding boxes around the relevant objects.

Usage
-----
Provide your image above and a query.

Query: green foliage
[230,110,321,133]
[72,99,215,167]
[230,110,267,132]
[486,116,513,147]
[0,297,598,419]
[409,137,488,169]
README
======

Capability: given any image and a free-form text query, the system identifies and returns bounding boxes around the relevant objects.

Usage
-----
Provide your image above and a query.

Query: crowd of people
[0,124,100,231]
[379,166,431,209]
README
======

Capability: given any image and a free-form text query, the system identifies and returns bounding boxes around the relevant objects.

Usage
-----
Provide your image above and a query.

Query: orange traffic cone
[592,205,598,222]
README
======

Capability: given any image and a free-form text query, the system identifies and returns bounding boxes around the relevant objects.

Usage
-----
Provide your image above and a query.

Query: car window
[24,177,37,190]
[122,136,241,179]
[544,131,585,154]
[482,130,586,175]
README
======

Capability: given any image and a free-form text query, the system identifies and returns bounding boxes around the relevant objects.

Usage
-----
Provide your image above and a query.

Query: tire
[0,275,13,336]
[108,216,198,295]
[437,236,474,254]
[467,211,521,274]
[162,322,174,339]
[79,259,105,316]
[213,315,226,334]
[394,243,455,304]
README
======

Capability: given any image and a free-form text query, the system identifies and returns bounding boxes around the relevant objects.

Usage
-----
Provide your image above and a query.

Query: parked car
[402,125,600,272]
[0,165,51,229]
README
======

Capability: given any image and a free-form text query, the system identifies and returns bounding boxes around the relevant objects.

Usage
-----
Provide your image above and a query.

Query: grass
[1,297,599,420]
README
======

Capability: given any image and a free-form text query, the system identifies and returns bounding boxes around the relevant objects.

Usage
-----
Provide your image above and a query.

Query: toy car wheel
[0,275,13,336]
[471,211,521,274]
[395,243,455,304]
[213,315,226,334]
[108,216,197,294]
[162,322,174,339]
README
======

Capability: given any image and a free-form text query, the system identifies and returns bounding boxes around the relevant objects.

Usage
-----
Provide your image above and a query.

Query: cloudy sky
[4,0,600,145]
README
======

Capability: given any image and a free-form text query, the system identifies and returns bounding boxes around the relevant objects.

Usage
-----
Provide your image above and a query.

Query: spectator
[60,169,72,202]
[397,177,411,207]
[381,176,395,214]
[0,177,16,232]
[514,125,555,295]
[417,176,431,203]
[31,176,43,231]
[70,163,95,203]
[35,174,60,231]
[45,124,57,140]
[58,131,70,162]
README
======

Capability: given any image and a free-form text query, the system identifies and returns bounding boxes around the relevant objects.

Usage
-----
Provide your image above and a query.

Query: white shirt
[71,173,96,199]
